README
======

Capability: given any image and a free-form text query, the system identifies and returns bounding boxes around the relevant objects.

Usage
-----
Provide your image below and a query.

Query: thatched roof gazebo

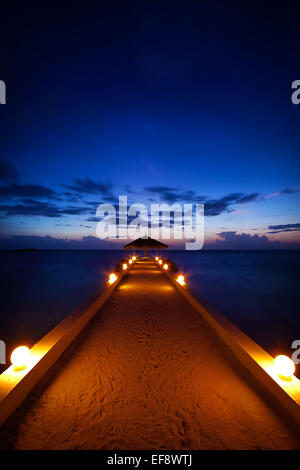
[124,236,168,257]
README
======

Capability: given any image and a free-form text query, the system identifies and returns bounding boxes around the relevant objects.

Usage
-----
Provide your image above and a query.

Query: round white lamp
[11,346,31,371]
[274,355,295,380]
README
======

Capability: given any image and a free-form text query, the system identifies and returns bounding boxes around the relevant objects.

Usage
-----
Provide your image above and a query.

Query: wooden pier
[0,258,299,449]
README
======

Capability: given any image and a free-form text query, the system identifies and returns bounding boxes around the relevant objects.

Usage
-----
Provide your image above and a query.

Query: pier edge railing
[157,261,300,433]
[0,261,134,429]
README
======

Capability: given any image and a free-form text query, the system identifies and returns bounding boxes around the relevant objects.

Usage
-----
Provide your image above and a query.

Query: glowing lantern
[108,273,117,284]
[274,355,295,380]
[176,275,185,286]
[122,263,128,270]
[158,259,162,265]
[163,263,168,270]
[155,257,159,261]
[129,259,132,264]
[11,346,31,371]
[132,256,136,261]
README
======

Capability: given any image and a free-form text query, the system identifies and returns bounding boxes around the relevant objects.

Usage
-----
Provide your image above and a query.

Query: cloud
[0,170,116,220]
[87,216,100,222]
[0,200,62,218]
[209,231,281,249]
[0,200,93,218]
[60,205,92,216]
[144,186,194,203]
[0,183,58,200]
[237,193,260,203]
[263,185,300,200]
[203,199,230,216]
[64,177,113,195]
[144,187,260,215]
[267,223,300,234]
[0,235,119,250]
[145,186,178,193]
[146,183,299,214]
[195,193,259,216]
[62,191,83,202]
[280,188,297,194]
[0,160,19,182]
[0,161,60,202]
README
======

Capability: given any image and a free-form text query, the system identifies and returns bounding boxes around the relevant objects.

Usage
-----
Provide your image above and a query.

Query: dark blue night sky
[0,1,299,249]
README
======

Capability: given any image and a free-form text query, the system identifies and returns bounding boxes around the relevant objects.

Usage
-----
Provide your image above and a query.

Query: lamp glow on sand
[108,273,117,285]
[163,263,168,270]
[132,256,136,261]
[274,355,296,381]
[129,259,132,264]
[155,256,159,261]
[122,263,128,270]
[158,260,162,265]
[11,346,31,371]
[176,275,186,286]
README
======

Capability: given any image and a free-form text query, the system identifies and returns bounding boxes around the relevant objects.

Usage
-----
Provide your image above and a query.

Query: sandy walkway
[0,261,299,449]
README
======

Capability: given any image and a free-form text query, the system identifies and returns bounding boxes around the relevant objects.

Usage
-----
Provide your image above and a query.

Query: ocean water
[170,251,300,361]
[0,250,299,375]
